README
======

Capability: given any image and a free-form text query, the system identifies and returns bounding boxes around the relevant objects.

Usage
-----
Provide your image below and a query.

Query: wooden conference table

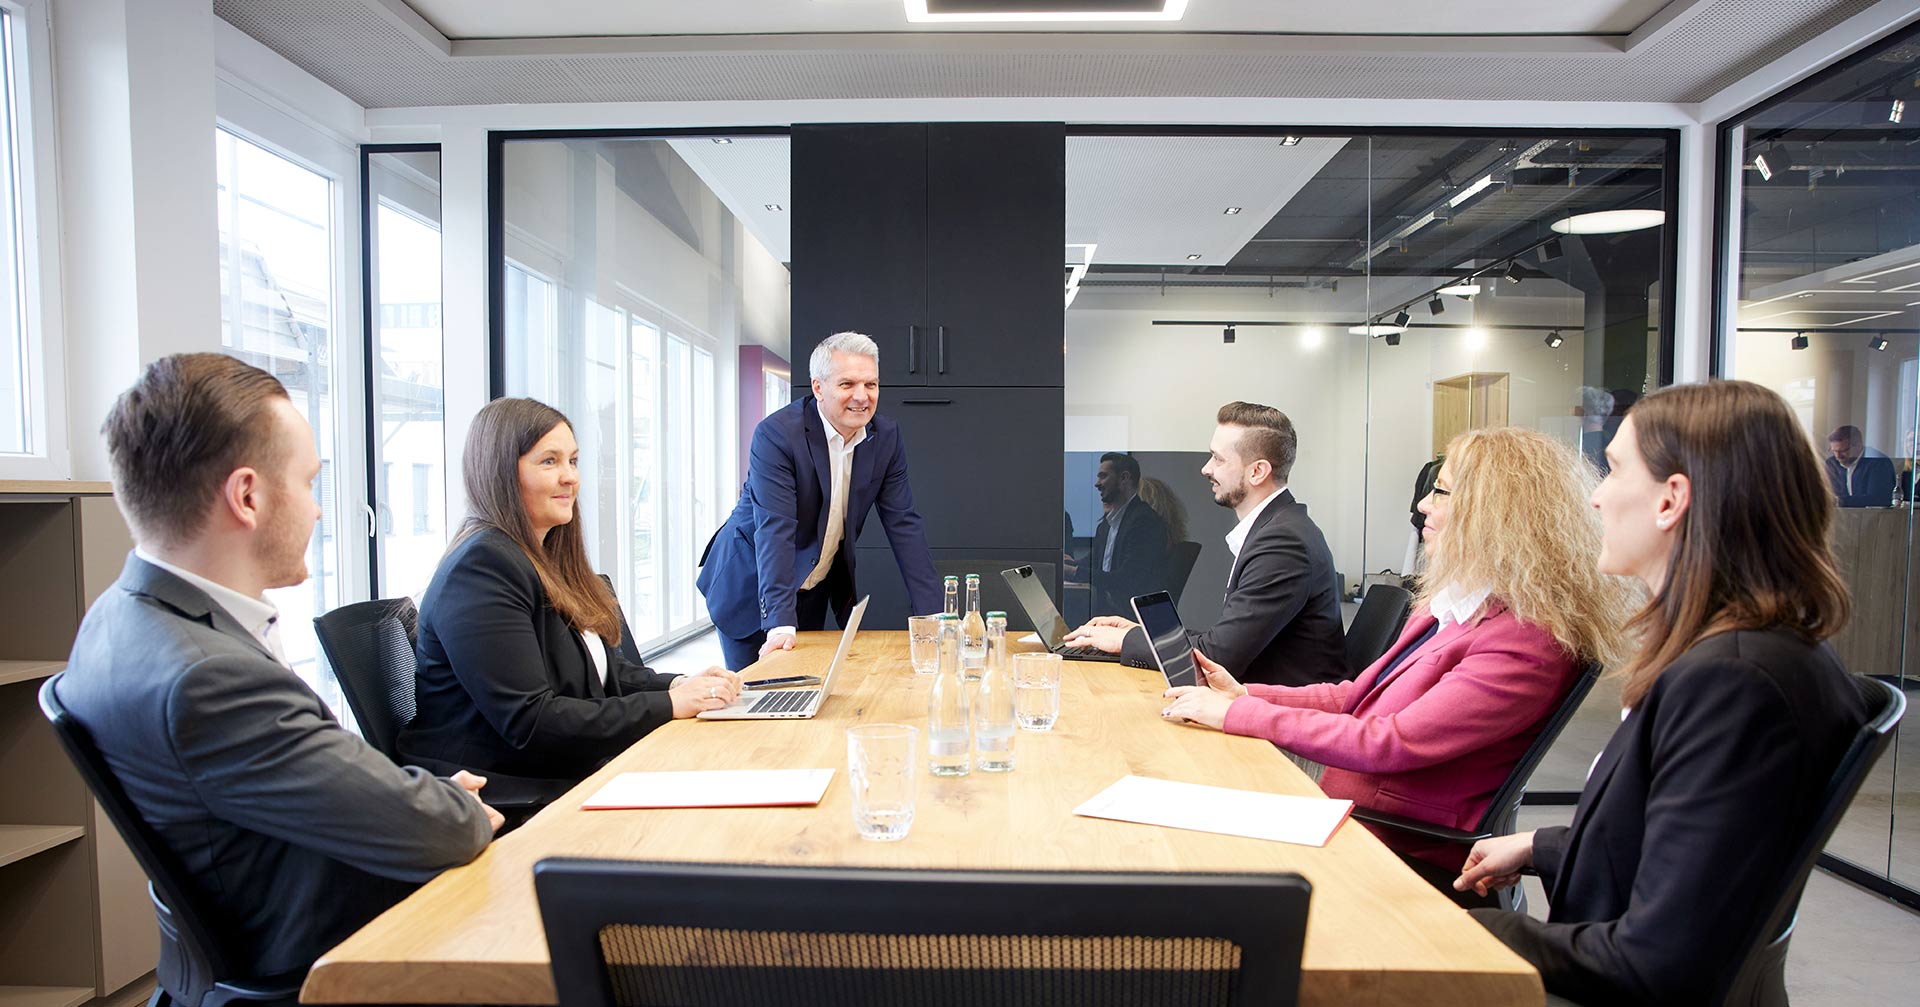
[302,632,1542,1006]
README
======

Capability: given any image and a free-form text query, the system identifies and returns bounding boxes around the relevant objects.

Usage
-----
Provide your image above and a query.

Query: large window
[215,127,344,706]
[1718,21,1920,894]
[0,3,51,471]
[496,134,786,652]
[365,147,446,598]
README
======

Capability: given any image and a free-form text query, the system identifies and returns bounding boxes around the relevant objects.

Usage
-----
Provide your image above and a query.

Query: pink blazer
[1220,600,1577,869]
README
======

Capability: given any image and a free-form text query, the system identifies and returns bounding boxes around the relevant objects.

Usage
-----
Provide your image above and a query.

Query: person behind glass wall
[1136,475,1191,544]
[1578,385,1616,477]
[1088,452,1171,615]
[697,332,943,672]
[1065,401,1347,686]
[1824,423,1895,507]
[57,354,499,993]
[1456,381,1871,1006]
[401,398,742,798]
[1162,427,1637,906]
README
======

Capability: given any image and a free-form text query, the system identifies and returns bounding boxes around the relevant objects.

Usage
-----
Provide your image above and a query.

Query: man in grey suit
[54,353,498,993]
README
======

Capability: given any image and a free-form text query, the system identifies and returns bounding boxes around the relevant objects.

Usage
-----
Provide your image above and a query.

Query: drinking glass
[1012,652,1062,731]
[907,615,942,675]
[847,724,917,841]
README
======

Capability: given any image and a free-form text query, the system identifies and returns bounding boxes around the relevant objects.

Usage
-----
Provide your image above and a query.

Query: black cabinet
[856,387,1063,552]
[791,123,1064,389]
[852,547,1062,632]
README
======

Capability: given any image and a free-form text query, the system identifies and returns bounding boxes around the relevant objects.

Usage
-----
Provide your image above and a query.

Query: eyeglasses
[1430,485,1451,497]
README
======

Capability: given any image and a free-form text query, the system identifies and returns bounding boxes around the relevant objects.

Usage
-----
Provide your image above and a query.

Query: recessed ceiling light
[764,204,784,212]
[905,1,1188,23]
[1223,206,1242,215]
[1280,136,1302,146]
[711,138,732,144]
[1550,209,1666,235]
[1186,253,1203,261]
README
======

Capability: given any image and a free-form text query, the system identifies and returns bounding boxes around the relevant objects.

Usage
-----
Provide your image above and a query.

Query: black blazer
[1471,628,1871,1005]
[58,556,490,978]
[1089,496,1171,616]
[1121,489,1346,686]
[399,528,680,786]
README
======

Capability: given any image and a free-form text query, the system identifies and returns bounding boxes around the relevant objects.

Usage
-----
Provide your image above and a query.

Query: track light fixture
[1754,154,1773,181]
[1504,261,1524,284]
[1541,238,1563,261]
[1544,330,1564,349]
[1428,296,1445,316]
[1791,332,1809,350]
[1392,309,1412,328]
[1223,326,1236,344]
[1871,335,1890,351]
[1384,332,1401,347]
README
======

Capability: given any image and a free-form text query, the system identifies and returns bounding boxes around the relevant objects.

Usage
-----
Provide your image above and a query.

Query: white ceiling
[216,1,1885,106]
[664,136,793,260]
[404,0,1675,39]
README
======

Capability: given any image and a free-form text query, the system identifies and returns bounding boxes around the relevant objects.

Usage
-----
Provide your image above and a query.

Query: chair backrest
[39,674,236,997]
[1721,675,1904,1005]
[1165,541,1203,605]
[1343,584,1413,676]
[1472,659,1603,836]
[535,860,1311,1007]
[312,597,419,760]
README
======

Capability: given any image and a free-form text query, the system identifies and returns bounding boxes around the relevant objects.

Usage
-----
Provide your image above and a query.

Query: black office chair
[1342,583,1413,676]
[1715,675,1904,1007]
[535,860,1311,1006]
[1351,659,1603,911]
[312,597,419,760]
[39,675,302,1007]
[1165,540,1202,605]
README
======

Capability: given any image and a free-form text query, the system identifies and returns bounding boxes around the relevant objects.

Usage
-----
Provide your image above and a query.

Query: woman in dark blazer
[398,398,740,791]
[1456,381,1872,1006]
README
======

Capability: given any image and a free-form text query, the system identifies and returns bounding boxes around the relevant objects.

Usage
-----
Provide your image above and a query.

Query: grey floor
[657,626,1920,1004]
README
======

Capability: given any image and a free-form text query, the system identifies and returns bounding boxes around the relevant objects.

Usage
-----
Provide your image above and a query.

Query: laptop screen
[1000,565,1068,648]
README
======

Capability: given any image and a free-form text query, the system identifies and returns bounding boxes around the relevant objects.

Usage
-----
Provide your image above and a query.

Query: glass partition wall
[1065,129,1674,793]
[1719,21,1920,900]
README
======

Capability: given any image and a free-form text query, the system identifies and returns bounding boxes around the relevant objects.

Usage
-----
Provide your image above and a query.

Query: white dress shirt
[1223,486,1288,586]
[579,629,609,687]
[772,402,869,640]
[1426,583,1493,630]
[135,548,290,668]
[1099,494,1137,573]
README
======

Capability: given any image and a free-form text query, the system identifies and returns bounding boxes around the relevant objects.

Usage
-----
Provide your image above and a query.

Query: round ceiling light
[1549,209,1666,235]
[1438,283,1481,297]
[1347,323,1406,336]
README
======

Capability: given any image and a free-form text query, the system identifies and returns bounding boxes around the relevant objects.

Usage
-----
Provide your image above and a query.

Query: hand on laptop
[669,668,743,718]
[1062,615,1137,653]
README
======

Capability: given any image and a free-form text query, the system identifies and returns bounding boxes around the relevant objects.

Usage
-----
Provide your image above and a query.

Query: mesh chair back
[40,675,236,1004]
[312,598,419,760]
[1343,584,1413,676]
[1471,660,1603,837]
[1165,541,1203,605]
[1720,675,1904,1006]
[536,861,1310,1007]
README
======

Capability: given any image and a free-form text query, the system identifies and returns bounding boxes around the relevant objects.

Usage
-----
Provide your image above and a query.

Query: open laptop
[999,565,1123,663]
[698,596,868,720]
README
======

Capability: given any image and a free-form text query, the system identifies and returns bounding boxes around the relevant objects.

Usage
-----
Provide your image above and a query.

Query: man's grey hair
[810,331,880,382]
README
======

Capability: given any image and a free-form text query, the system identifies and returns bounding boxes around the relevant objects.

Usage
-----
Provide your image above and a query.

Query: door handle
[936,325,948,374]
[907,324,918,373]
[899,398,953,405]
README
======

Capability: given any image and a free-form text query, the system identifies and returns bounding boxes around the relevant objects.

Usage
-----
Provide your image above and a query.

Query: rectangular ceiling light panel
[908,1,1187,22]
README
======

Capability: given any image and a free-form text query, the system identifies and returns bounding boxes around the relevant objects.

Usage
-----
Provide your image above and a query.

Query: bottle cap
[943,574,958,583]
[986,611,1007,619]
[965,573,980,582]
[936,613,958,620]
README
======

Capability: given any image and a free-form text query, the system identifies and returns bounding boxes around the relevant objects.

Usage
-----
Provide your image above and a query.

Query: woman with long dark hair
[399,398,740,792]
[1456,381,1871,1005]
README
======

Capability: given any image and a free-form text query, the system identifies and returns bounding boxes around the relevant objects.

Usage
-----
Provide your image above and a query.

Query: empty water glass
[847,724,917,841]
[907,615,942,675]
[1012,652,1062,731]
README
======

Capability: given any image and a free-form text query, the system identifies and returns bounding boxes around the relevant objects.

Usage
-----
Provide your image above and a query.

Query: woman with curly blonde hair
[1164,426,1640,905]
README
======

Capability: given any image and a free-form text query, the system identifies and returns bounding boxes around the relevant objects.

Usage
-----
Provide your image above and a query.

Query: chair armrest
[1350,806,1491,846]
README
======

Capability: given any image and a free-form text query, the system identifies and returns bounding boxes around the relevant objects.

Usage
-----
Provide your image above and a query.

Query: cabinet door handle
[907,324,918,373]
[899,398,953,405]
[936,325,948,374]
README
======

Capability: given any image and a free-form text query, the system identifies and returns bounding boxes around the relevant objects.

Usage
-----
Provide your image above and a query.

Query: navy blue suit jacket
[698,397,941,636]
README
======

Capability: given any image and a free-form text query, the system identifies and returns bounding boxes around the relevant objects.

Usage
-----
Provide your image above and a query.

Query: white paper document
[1018,632,1043,644]
[1072,774,1354,847]
[581,769,835,810]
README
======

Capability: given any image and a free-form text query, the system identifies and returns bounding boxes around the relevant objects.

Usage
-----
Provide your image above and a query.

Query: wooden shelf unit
[0,487,150,998]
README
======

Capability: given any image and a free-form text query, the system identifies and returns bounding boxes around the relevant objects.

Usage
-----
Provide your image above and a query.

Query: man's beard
[1211,481,1245,510]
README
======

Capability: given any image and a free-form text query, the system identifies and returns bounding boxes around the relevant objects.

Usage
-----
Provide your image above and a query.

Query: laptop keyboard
[1058,645,1111,660]
[747,688,819,714]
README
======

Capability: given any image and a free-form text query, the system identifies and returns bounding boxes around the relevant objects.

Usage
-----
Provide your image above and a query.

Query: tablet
[1130,591,1198,689]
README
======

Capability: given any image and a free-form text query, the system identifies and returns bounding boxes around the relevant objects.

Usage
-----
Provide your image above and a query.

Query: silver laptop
[999,565,1123,663]
[698,596,868,720]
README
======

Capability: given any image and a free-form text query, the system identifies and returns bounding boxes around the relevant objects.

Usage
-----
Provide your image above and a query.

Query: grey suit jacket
[55,554,492,978]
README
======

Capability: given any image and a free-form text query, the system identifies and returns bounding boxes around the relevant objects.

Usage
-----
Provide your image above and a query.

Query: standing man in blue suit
[698,331,942,671]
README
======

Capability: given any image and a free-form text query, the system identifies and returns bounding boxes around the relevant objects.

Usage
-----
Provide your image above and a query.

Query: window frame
[0,0,68,480]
